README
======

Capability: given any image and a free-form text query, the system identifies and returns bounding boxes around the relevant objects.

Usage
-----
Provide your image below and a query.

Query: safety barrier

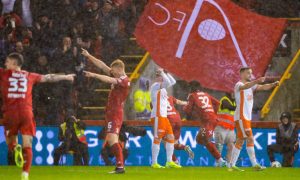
[261,49,300,118]
[0,119,296,128]
[129,52,150,81]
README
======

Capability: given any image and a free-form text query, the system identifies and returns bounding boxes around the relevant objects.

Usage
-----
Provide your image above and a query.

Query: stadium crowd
[0,0,148,125]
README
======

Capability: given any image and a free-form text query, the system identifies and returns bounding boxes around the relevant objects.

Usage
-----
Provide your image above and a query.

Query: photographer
[98,124,146,165]
[53,116,89,166]
[267,112,299,167]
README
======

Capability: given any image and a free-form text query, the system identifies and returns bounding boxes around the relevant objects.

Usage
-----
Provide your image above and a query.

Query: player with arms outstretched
[0,53,75,180]
[167,96,194,163]
[228,67,279,171]
[184,81,226,166]
[150,69,181,168]
[81,49,130,174]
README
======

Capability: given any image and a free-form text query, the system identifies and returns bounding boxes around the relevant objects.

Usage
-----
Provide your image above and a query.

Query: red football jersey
[0,68,42,112]
[167,96,181,122]
[105,75,130,121]
[184,91,220,122]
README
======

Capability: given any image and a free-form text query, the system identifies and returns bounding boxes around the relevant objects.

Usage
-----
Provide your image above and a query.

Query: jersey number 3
[198,96,211,109]
[8,77,28,92]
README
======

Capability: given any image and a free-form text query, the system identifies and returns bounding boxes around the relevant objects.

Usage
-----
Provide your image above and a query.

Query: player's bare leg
[21,135,33,180]
[106,133,125,174]
[228,138,244,172]
[5,135,18,165]
[246,135,266,171]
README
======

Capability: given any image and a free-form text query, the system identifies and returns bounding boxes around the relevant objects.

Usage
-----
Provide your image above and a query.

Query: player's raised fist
[81,48,90,57]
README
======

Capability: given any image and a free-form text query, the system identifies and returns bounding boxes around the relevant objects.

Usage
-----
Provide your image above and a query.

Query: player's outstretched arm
[84,71,118,84]
[81,48,111,75]
[183,94,194,116]
[256,81,279,91]
[40,74,75,83]
[175,98,188,106]
[239,77,265,90]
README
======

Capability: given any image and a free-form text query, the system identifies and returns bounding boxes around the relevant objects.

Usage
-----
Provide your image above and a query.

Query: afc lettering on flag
[135,0,287,92]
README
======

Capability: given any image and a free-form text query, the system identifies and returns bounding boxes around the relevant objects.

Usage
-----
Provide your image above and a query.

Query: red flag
[134,0,287,92]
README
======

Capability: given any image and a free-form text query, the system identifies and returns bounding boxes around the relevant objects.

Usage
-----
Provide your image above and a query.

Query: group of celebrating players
[0,48,279,179]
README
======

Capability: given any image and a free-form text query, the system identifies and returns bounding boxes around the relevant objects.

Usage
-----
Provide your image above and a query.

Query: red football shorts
[197,119,218,140]
[170,120,182,140]
[105,118,123,135]
[3,110,36,137]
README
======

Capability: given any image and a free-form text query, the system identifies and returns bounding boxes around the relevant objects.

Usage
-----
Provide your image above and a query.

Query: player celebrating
[228,67,279,171]
[184,81,226,167]
[167,96,194,163]
[150,69,181,168]
[81,48,130,174]
[0,53,75,180]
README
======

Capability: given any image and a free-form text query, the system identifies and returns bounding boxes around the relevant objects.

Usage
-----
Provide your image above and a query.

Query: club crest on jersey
[247,94,253,101]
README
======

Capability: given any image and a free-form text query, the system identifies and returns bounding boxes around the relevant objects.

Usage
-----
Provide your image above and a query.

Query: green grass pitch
[0,166,299,180]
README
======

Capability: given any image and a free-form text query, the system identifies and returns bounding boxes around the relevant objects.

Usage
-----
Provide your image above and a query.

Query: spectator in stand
[55,0,78,37]
[0,12,22,42]
[72,21,85,47]
[52,36,78,74]
[1,0,33,27]
[11,40,37,71]
[82,0,101,36]
[51,36,79,123]
[98,0,122,63]
[33,13,56,56]
[15,40,23,53]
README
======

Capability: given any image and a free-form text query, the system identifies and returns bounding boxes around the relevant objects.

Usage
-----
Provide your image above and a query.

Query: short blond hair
[110,59,125,69]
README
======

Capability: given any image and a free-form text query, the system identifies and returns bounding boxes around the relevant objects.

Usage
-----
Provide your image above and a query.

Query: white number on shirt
[8,77,28,92]
[107,122,112,130]
[167,101,172,111]
[198,96,211,109]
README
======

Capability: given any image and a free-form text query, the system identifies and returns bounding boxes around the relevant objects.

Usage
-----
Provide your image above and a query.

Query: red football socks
[174,144,186,150]
[22,147,32,173]
[172,154,177,162]
[111,143,124,168]
[206,142,221,160]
